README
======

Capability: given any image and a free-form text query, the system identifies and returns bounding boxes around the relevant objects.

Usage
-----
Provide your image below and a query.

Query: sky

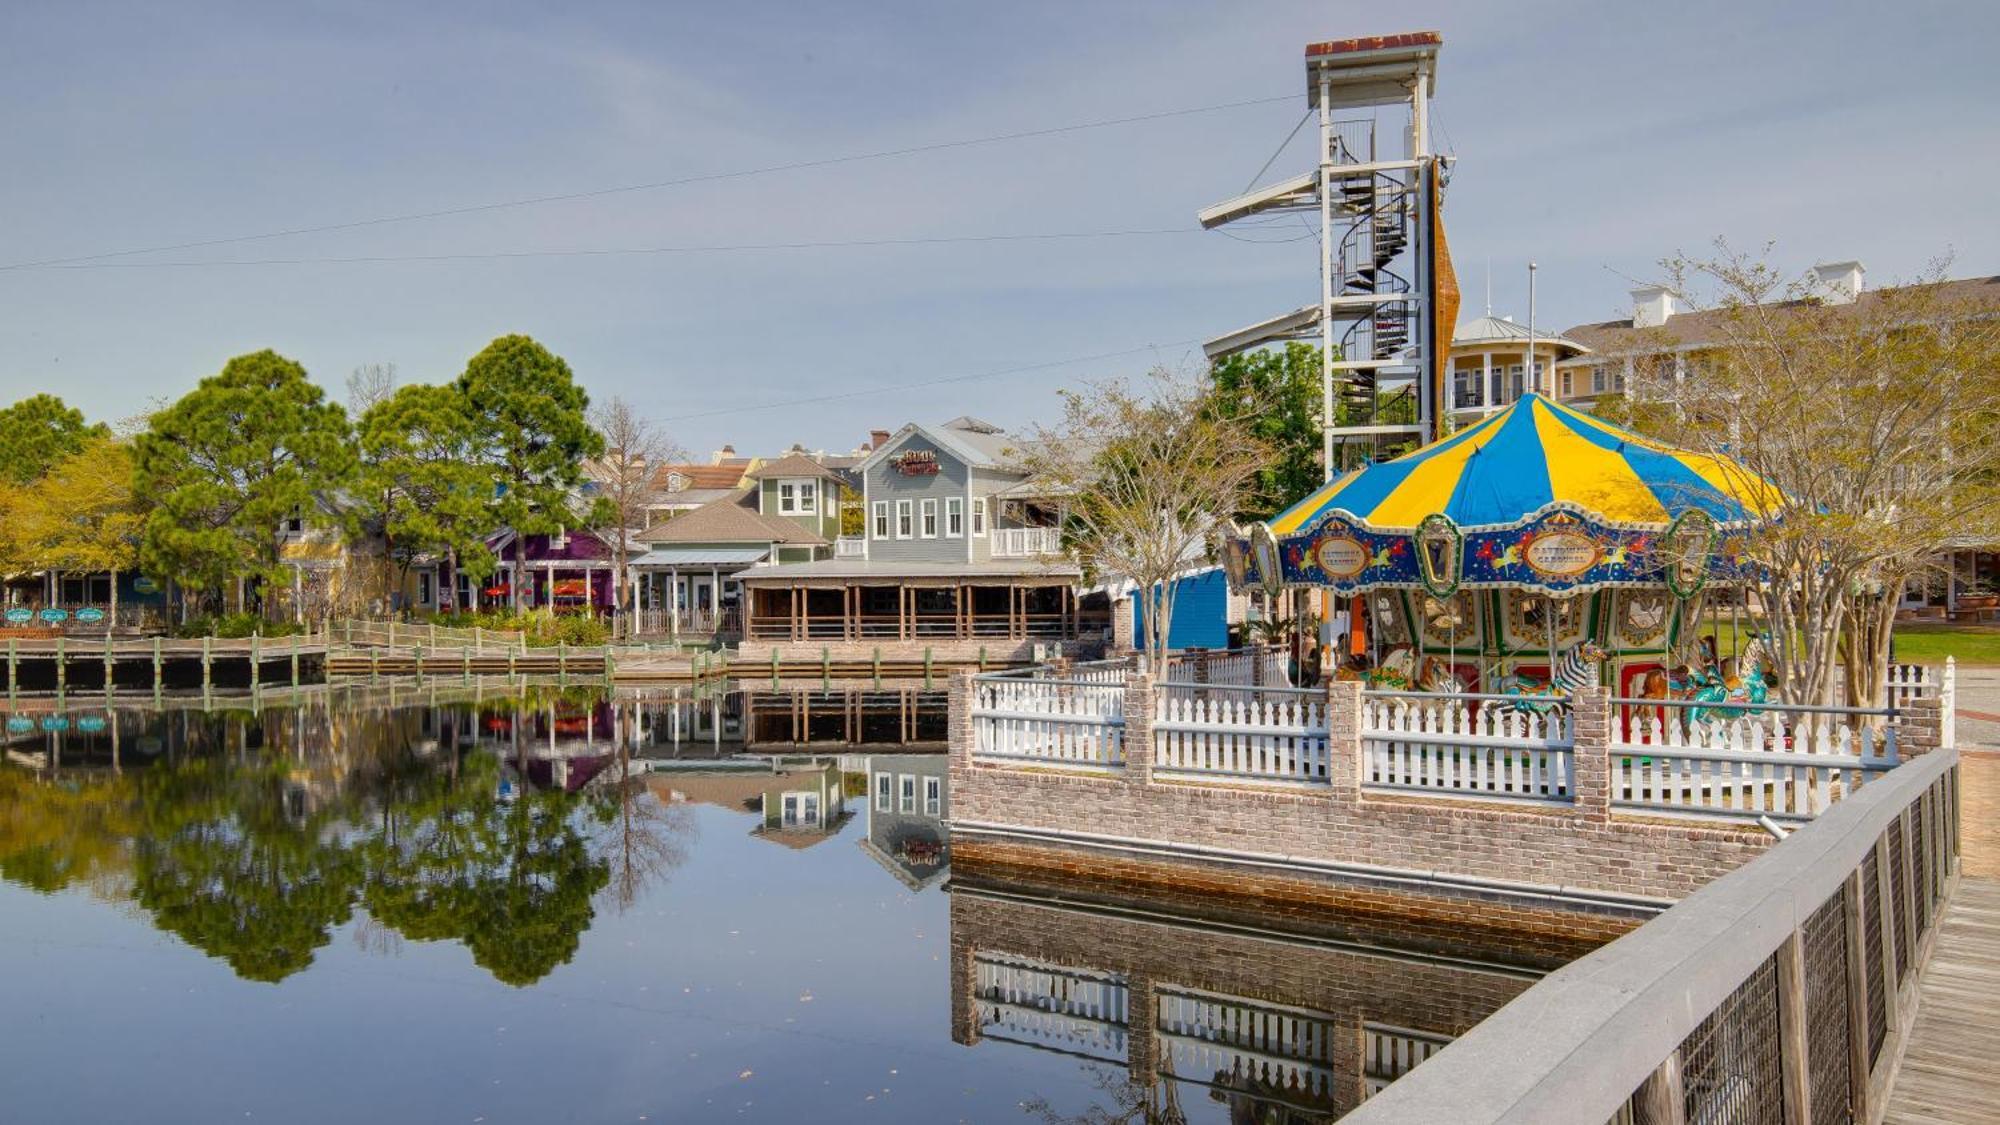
[3,0,1996,457]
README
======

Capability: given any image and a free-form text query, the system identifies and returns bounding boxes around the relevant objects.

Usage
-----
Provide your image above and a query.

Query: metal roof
[630,547,771,568]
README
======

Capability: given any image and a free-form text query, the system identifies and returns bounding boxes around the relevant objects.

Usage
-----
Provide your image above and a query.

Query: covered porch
[741,573,1086,643]
[628,546,767,636]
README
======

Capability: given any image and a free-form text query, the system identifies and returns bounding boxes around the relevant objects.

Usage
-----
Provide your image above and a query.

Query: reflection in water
[951,865,1552,1123]
[0,686,698,985]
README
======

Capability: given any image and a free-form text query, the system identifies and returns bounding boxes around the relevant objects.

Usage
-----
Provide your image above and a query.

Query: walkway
[1883,746,2000,1123]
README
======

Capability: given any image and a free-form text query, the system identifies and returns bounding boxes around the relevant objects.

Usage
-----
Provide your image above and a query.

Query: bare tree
[587,397,684,637]
[1616,246,2000,706]
[346,362,398,417]
[1016,370,1273,669]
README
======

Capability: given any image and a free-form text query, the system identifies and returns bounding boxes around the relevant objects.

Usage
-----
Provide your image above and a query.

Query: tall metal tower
[1199,32,1456,478]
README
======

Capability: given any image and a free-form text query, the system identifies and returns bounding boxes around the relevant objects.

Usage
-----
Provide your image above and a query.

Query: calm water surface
[0,683,1566,1124]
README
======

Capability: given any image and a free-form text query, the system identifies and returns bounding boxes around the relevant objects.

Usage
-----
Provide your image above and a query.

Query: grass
[1889,624,2000,667]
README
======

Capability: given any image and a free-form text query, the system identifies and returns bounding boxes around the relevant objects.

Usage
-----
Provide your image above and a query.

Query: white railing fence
[1361,691,1575,802]
[1153,685,1329,785]
[1157,987,1340,1104]
[991,526,1063,558]
[970,673,1126,770]
[1162,646,1291,688]
[974,954,1130,1063]
[1612,698,1898,822]
[835,537,868,558]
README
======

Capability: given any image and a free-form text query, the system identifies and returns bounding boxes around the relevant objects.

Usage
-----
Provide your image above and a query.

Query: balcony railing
[991,526,1062,558]
[835,537,867,559]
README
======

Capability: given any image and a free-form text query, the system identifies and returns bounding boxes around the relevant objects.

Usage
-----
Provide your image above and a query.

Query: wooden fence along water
[966,655,1953,830]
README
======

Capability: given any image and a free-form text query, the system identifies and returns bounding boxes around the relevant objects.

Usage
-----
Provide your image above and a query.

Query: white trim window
[945,497,963,537]
[971,497,987,538]
[923,776,942,817]
[920,499,938,539]
[899,774,917,814]
[874,772,892,812]
[777,479,818,516]
[872,501,889,539]
[896,500,913,539]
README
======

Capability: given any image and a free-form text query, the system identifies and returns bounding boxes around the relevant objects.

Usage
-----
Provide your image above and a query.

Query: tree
[358,383,496,606]
[345,362,399,417]
[1208,342,1326,519]
[585,397,681,635]
[14,435,143,622]
[456,336,604,610]
[0,393,107,486]
[1017,370,1273,668]
[133,350,357,611]
[1625,247,2000,707]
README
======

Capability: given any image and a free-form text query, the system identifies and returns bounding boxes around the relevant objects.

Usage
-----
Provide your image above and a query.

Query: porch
[743,579,1084,643]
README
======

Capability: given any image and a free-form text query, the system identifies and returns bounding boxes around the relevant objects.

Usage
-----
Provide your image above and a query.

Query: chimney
[711,444,735,464]
[1812,260,1866,305]
[870,429,891,450]
[1630,285,1675,329]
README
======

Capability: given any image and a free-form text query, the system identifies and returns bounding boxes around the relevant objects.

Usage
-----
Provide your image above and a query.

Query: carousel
[1225,393,1781,712]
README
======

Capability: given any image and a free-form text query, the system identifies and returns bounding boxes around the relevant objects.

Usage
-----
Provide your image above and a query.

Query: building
[645,463,750,527]
[733,416,1092,662]
[858,753,948,892]
[1446,313,1592,425]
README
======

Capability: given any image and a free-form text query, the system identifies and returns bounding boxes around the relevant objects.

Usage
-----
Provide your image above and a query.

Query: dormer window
[666,472,687,492]
[777,479,818,516]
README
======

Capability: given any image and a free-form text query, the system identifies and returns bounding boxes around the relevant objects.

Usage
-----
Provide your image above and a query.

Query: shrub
[176,613,305,639]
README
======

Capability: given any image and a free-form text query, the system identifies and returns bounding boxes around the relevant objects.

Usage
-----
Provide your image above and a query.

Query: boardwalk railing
[335,619,526,651]
[1613,698,1899,823]
[1342,745,1960,1125]
[1361,691,1574,802]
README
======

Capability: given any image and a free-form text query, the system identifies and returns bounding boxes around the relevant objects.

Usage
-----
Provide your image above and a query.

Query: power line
[17,227,1200,271]
[0,93,1297,272]
[657,338,1206,423]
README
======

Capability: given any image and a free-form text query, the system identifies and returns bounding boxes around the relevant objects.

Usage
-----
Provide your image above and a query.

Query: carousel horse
[1358,647,1467,693]
[1495,641,1610,715]
[1686,634,1772,725]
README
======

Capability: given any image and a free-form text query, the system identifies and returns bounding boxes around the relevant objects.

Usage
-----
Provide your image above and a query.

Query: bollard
[5,637,14,693]
[771,648,781,678]
[978,645,987,672]
[201,635,212,690]
[924,646,933,688]
[822,646,831,681]
[413,644,425,681]
[463,645,472,681]
[429,622,438,648]
[250,632,261,688]
[371,649,380,682]
[474,626,483,655]
[152,637,163,689]
[508,647,517,676]
[290,647,299,684]
[388,620,396,649]
[604,648,615,682]
[56,635,66,691]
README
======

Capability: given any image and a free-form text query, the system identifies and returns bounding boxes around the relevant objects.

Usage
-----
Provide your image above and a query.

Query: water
[0,683,1578,1123]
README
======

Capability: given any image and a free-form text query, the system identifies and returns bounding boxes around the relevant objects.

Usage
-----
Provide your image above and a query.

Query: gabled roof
[654,464,748,492]
[855,420,1025,475]
[1560,274,2000,355]
[639,490,827,546]
[745,451,845,482]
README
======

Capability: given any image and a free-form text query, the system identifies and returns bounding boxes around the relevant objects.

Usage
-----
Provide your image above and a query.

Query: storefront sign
[1523,530,1602,578]
[892,449,940,476]
[1313,535,1370,579]
[4,608,31,625]
[75,607,105,624]
[38,608,68,624]
[132,576,159,595]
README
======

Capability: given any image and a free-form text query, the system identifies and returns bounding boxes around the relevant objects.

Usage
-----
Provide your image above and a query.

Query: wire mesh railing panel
[1862,848,1887,1061]
[1678,956,1785,1125]
[1888,824,1912,984]
[1803,894,1854,1125]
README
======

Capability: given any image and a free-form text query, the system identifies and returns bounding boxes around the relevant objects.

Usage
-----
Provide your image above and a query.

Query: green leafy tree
[455,336,604,609]
[15,435,143,619]
[132,351,357,609]
[358,383,497,603]
[1208,342,1325,519]
[0,394,107,486]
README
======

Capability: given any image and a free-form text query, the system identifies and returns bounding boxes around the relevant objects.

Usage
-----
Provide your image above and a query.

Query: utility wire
[657,338,1206,423]
[18,227,1200,271]
[0,93,1297,272]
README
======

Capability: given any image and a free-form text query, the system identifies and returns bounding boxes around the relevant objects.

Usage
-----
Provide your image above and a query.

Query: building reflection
[949,864,1557,1122]
[856,752,949,891]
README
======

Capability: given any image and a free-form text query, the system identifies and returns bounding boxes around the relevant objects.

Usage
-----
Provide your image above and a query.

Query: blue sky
[2,0,1994,455]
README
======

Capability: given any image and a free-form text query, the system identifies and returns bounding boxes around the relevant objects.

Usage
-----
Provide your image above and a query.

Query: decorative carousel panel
[1612,588,1672,650]
[1505,590,1587,654]
[1368,591,1411,648]
[1278,514,1416,591]
[1417,591,1478,648]
[1461,509,1660,592]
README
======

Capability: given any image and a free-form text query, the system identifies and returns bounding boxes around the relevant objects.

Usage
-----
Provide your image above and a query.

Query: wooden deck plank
[1884,876,2000,1124]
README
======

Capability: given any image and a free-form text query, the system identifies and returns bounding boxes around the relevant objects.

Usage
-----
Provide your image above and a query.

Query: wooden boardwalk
[1885,748,2000,1123]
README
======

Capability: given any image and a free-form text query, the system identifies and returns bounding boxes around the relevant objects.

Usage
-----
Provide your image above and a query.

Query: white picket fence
[1360,692,1575,802]
[1152,685,1329,785]
[1611,700,1898,822]
[1162,647,1291,688]
[1156,987,1339,1104]
[971,674,1126,770]
[974,954,1130,1063]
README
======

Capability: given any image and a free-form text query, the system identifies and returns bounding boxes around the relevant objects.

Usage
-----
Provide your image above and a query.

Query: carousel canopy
[1270,393,1774,535]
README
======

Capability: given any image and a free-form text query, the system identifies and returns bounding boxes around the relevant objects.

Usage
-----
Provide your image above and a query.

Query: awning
[630,547,770,568]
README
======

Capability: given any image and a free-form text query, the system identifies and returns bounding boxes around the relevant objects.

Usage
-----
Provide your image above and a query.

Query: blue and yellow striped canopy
[1270,394,1775,534]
